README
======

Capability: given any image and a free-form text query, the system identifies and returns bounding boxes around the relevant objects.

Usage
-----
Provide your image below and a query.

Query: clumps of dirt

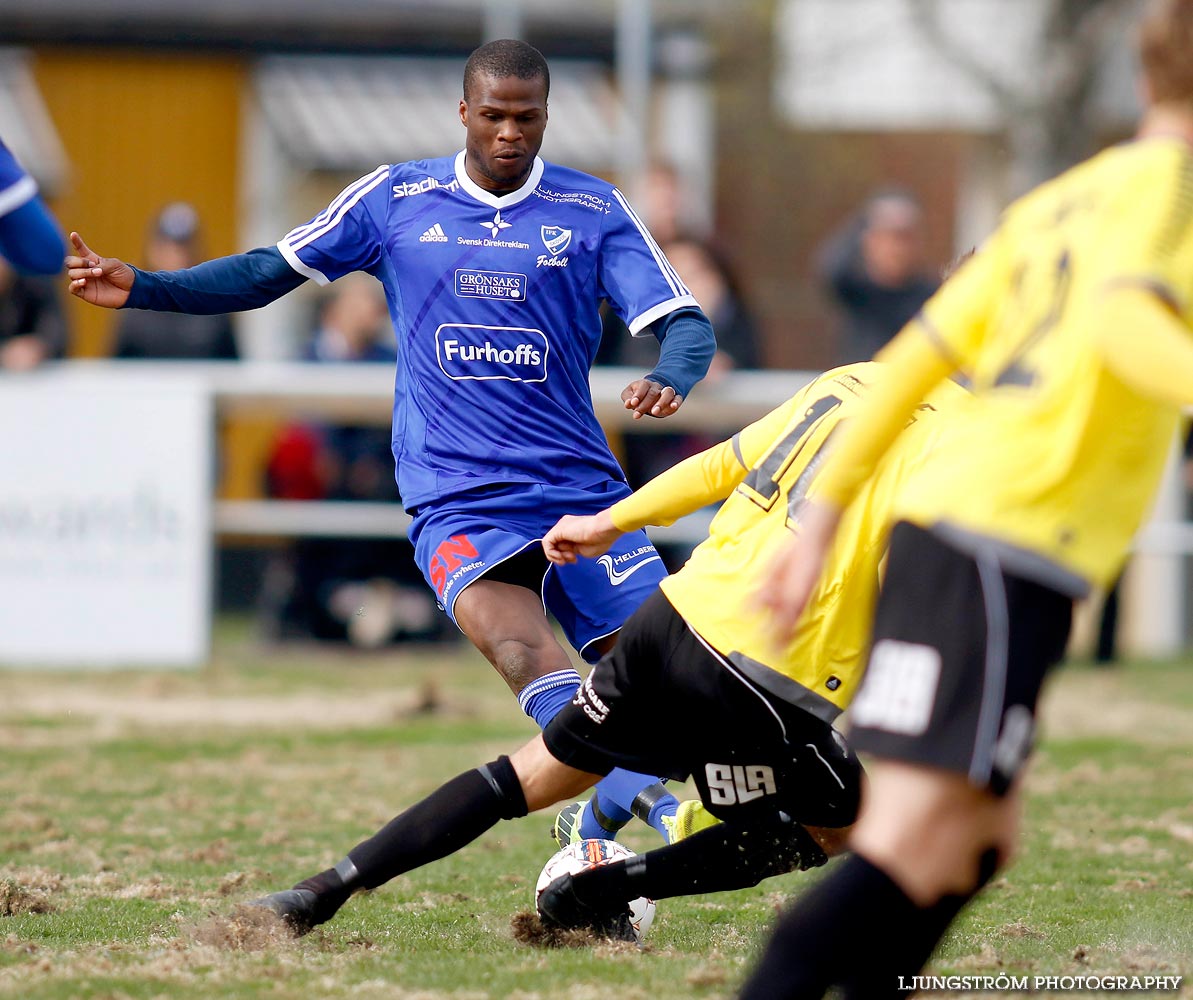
[947,943,1007,971]
[0,871,62,916]
[511,910,619,949]
[0,881,55,916]
[187,838,233,864]
[189,903,301,951]
[216,870,269,898]
[1121,945,1182,975]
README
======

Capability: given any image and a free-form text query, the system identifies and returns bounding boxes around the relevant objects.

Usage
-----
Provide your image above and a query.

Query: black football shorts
[543,589,863,829]
[847,521,1073,795]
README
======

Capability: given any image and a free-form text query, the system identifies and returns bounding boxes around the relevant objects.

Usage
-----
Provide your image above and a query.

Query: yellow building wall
[31,49,244,359]
[29,50,283,503]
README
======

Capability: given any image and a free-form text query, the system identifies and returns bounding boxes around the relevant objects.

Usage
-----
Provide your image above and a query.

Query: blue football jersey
[0,139,38,220]
[277,152,697,509]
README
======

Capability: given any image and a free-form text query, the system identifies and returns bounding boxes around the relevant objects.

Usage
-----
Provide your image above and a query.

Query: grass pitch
[1,622,1190,999]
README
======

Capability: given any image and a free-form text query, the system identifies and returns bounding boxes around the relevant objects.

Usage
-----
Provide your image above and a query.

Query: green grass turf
[1,623,1190,998]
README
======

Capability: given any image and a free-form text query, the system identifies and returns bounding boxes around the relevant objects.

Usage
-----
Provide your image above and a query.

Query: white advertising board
[0,370,211,667]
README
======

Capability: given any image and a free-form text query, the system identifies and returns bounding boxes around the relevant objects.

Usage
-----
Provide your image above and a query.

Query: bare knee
[453,581,574,693]
[487,636,558,692]
[851,763,1018,906]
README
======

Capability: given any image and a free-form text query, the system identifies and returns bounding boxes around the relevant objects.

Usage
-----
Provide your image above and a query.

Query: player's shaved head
[1140,0,1193,107]
[464,39,550,103]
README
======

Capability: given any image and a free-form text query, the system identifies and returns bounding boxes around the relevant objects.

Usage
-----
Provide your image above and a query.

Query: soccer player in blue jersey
[0,136,66,275]
[67,41,716,852]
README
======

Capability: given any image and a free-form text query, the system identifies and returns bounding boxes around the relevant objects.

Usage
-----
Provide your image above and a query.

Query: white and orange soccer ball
[534,839,656,942]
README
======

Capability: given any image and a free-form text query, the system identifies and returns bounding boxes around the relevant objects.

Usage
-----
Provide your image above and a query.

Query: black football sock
[893,846,1000,983]
[738,850,994,1000]
[344,756,528,891]
[569,812,819,907]
[739,853,923,1000]
[291,860,357,925]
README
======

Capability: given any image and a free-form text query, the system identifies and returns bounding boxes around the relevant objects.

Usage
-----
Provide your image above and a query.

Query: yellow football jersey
[889,137,1193,593]
[610,363,966,722]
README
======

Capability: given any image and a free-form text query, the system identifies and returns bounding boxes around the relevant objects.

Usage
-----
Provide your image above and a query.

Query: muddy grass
[0,653,1189,999]
[189,903,300,951]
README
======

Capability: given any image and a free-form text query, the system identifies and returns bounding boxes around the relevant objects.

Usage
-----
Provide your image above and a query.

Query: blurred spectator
[112,202,239,359]
[640,162,685,244]
[596,234,758,374]
[261,274,445,647]
[818,189,939,365]
[0,258,69,370]
[663,237,761,375]
[0,135,65,277]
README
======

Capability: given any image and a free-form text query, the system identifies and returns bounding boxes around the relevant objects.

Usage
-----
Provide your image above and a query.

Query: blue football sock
[578,793,629,839]
[645,792,681,834]
[517,669,582,730]
[584,772,680,842]
[518,671,677,842]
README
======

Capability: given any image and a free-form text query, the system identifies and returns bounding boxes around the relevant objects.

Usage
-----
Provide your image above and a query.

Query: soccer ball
[534,838,656,942]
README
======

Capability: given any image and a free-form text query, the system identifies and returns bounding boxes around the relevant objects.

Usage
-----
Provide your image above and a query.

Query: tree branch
[905,0,1029,116]
[1042,0,1136,105]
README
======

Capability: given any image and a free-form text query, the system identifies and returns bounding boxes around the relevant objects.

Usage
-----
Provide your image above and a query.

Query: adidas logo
[419,223,448,243]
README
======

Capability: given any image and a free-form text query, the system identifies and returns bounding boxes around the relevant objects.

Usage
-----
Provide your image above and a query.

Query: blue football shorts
[409,480,667,662]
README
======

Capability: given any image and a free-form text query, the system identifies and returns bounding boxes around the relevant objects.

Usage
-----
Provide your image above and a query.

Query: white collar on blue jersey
[454,150,545,209]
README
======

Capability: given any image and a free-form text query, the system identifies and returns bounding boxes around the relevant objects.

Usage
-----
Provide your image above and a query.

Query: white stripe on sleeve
[627,294,700,336]
[611,188,690,297]
[276,239,330,286]
[283,166,390,245]
[289,167,390,251]
[0,175,38,219]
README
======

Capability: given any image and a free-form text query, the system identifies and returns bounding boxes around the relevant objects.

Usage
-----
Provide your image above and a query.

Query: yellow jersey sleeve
[608,439,742,531]
[918,233,1006,367]
[1095,287,1193,407]
[1094,142,1193,321]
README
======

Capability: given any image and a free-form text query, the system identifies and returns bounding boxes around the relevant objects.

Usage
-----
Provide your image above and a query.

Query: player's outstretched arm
[72,239,305,315]
[1095,287,1193,408]
[66,232,135,309]
[542,510,623,564]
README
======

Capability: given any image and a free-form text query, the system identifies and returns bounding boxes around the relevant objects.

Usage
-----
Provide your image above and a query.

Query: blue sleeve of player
[597,188,699,335]
[275,166,391,285]
[0,139,65,275]
[125,246,306,313]
[0,197,66,276]
[0,140,32,209]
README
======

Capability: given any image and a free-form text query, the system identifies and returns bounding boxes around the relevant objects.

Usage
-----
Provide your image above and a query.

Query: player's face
[459,73,548,193]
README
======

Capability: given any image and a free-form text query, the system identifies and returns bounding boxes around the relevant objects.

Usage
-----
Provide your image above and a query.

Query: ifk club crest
[540,225,572,257]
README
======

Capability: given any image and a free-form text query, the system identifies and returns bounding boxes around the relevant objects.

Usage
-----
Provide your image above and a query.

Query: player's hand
[757,500,841,645]
[66,232,135,309]
[621,378,682,420]
[542,510,623,564]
